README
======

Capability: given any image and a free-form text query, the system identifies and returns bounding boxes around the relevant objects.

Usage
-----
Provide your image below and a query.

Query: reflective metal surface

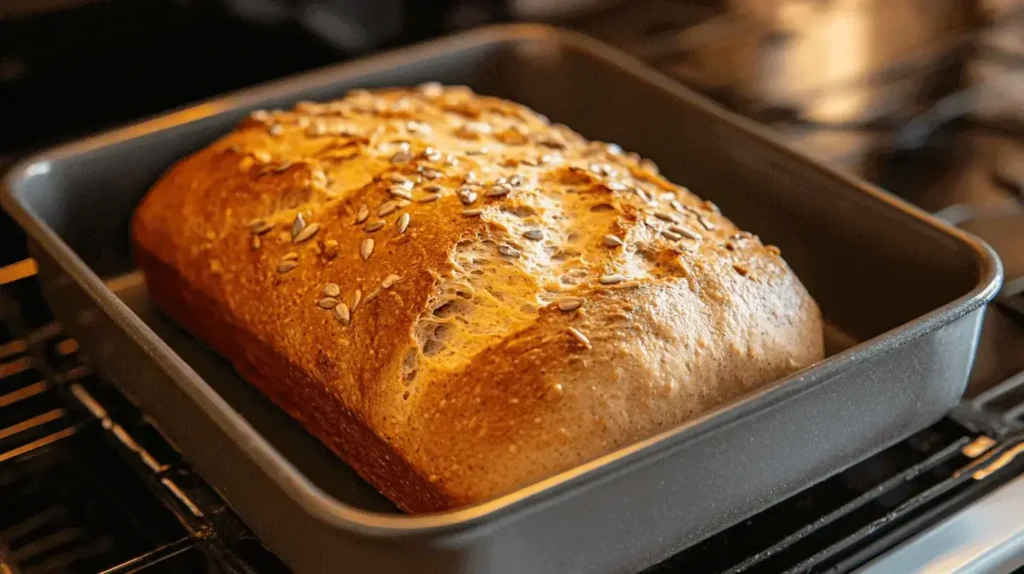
[858,470,1024,574]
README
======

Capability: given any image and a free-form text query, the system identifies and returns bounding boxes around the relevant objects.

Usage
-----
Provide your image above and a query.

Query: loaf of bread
[132,84,824,512]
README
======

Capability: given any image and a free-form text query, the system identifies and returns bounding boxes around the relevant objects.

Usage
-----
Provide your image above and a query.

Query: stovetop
[3,1,1024,572]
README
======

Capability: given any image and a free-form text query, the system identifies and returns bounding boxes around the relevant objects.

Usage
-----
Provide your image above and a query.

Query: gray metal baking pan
[1,24,1003,574]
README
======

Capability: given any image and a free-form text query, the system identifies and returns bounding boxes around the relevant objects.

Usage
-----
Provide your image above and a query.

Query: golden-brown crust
[132,85,824,513]
[135,248,451,511]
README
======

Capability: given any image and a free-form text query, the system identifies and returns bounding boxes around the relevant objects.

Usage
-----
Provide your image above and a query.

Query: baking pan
[2,24,1002,574]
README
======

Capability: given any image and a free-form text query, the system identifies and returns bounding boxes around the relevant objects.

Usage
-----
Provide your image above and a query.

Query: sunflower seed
[420,193,442,203]
[634,187,652,202]
[378,201,399,217]
[523,229,544,241]
[350,289,362,312]
[318,297,340,309]
[268,124,284,137]
[606,181,627,191]
[497,245,521,258]
[323,283,341,297]
[406,121,431,135]
[364,287,382,304]
[334,303,351,323]
[661,229,682,241]
[291,213,306,237]
[603,234,624,247]
[421,168,442,180]
[391,151,412,164]
[360,238,375,260]
[464,121,492,134]
[465,172,478,184]
[277,260,299,274]
[382,274,401,289]
[599,274,627,285]
[251,236,261,250]
[281,251,299,261]
[292,222,321,243]
[669,225,702,241]
[462,209,483,217]
[557,297,584,312]
[567,327,592,349]
[654,212,678,223]
[418,81,444,98]
[424,184,443,193]
[670,199,685,212]
[323,240,339,259]
[388,173,410,184]
[364,220,385,232]
[508,174,525,187]
[397,213,410,233]
[539,136,567,150]
[486,184,511,198]
[698,215,716,231]
[389,187,413,200]
[458,188,478,205]
[254,150,272,163]
[249,219,274,234]
[422,146,442,161]
[355,205,369,224]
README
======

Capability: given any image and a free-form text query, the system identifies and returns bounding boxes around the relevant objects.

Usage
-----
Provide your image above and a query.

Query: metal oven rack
[2,261,1023,574]
[0,265,287,574]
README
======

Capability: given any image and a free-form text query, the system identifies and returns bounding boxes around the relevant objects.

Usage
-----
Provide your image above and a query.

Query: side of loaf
[131,84,824,513]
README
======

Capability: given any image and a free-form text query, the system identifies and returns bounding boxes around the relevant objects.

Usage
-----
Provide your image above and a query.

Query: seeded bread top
[132,84,824,511]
